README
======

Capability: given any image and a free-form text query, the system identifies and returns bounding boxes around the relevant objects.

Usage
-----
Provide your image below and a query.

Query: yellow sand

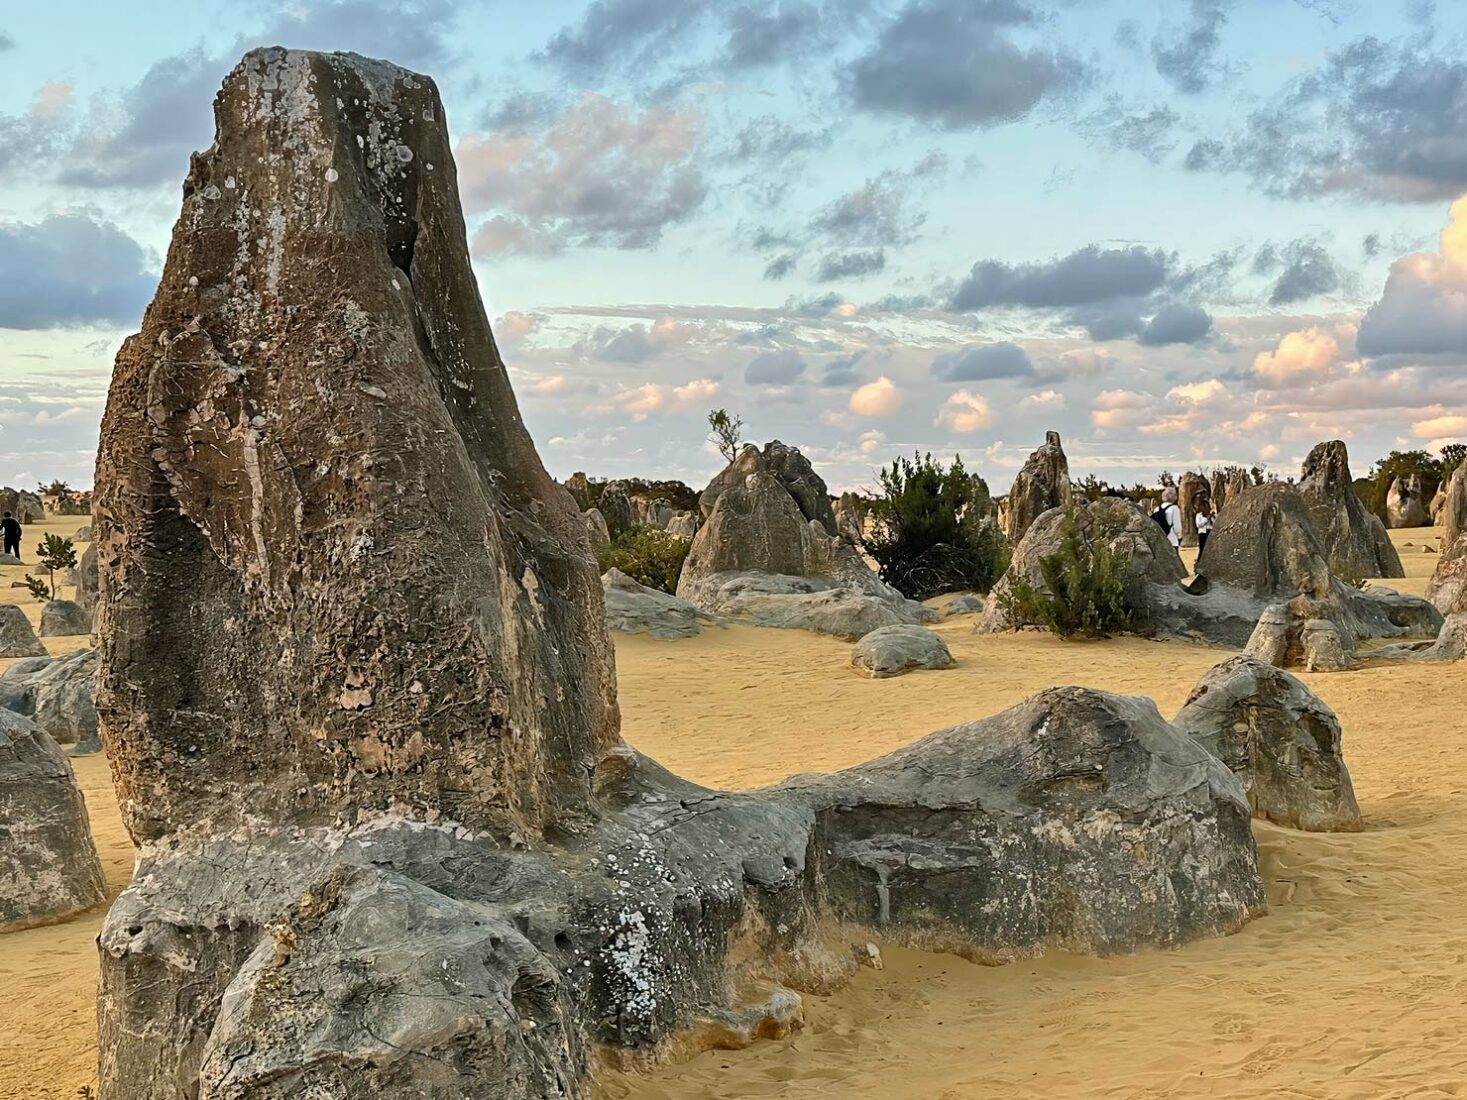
[5,527,1463,1099]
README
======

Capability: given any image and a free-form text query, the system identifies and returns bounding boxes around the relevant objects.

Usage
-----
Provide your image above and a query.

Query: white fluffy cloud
[934,390,990,432]
[1252,325,1352,387]
[1357,195,1467,358]
[849,376,901,415]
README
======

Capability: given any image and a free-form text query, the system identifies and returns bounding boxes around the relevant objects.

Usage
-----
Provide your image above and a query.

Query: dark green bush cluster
[597,526,691,593]
[996,507,1142,639]
[864,452,1009,600]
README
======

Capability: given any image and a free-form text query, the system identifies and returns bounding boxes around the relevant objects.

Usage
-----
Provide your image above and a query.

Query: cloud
[849,376,901,416]
[672,378,720,406]
[1268,240,1342,305]
[1412,413,1467,438]
[459,94,706,254]
[951,245,1170,310]
[809,161,938,247]
[1090,388,1150,430]
[1189,37,1467,202]
[816,249,887,281]
[723,2,830,69]
[1019,388,1065,410]
[1253,324,1350,386]
[1151,0,1232,94]
[1167,378,1226,405]
[848,0,1084,131]
[540,0,713,77]
[1082,99,1180,162]
[0,213,157,329]
[745,348,807,385]
[935,389,991,431]
[577,318,695,363]
[763,254,797,280]
[1137,302,1212,345]
[821,351,866,387]
[930,342,1035,382]
[1356,195,1467,357]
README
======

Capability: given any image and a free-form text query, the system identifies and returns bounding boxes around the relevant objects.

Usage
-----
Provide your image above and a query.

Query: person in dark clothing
[1,512,21,561]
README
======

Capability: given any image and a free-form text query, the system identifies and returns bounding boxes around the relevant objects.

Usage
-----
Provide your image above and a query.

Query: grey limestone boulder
[0,648,100,754]
[850,624,953,678]
[1386,474,1428,528]
[1174,656,1361,832]
[0,604,45,658]
[40,597,91,637]
[90,49,1267,1100]
[581,507,611,554]
[602,568,720,639]
[0,707,106,931]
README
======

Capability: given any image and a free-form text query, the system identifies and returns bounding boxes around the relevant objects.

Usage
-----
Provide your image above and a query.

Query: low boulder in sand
[0,648,100,754]
[0,605,45,658]
[850,624,953,678]
[39,598,90,637]
[602,568,721,639]
[1174,656,1361,832]
[0,707,106,931]
[941,593,985,616]
[1243,602,1352,672]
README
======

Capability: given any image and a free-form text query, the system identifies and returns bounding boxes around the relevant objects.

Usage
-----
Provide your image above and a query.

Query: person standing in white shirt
[1161,487,1182,549]
[1195,499,1215,559]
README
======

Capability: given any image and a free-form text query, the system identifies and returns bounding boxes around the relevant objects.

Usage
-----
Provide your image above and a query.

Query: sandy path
[3,526,1461,1099]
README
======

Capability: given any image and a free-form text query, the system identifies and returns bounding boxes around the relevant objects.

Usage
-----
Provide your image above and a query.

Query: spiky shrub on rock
[997,506,1142,638]
[597,526,691,594]
[865,452,1008,600]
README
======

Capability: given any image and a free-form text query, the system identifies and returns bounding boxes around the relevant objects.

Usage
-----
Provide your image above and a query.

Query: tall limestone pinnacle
[92,49,1269,1100]
[94,48,618,845]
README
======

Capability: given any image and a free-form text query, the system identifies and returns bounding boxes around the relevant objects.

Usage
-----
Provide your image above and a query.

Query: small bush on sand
[997,507,1141,639]
[865,452,1009,600]
[598,526,691,594]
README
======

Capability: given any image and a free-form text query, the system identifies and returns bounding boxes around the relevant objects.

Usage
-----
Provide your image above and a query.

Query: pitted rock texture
[850,624,953,678]
[0,708,106,932]
[1004,431,1072,544]
[834,492,870,545]
[75,542,99,615]
[1427,464,1467,618]
[93,47,618,847]
[0,605,45,658]
[678,442,930,639]
[0,648,100,754]
[602,568,721,639]
[581,507,612,554]
[1297,441,1404,579]
[39,598,91,637]
[1174,657,1361,832]
[94,49,1266,1100]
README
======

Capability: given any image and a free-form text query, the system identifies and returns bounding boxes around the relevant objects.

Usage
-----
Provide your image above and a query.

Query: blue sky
[1,0,1465,492]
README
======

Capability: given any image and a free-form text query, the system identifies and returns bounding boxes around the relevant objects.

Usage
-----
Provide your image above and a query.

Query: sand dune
[3,526,1462,1099]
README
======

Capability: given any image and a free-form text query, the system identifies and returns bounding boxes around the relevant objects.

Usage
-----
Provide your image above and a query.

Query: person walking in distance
[1156,487,1182,550]
[1194,499,1214,561]
[1,511,21,561]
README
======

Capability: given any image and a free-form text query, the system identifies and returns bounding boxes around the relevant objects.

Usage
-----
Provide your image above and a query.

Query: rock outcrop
[1427,464,1466,617]
[1174,657,1361,832]
[0,648,100,754]
[1178,471,1211,548]
[1386,474,1428,528]
[581,507,611,555]
[74,542,98,615]
[0,488,44,524]
[833,492,870,545]
[1004,431,1071,544]
[678,442,930,639]
[850,624,953,677]
[91,49,1266,1100]
[1297,441,1404,580]
[597,480,635,539]
[602,568,721,639]
[0,605,45,658]
[980,496,1186,633]
[665,511,699,540]
[0,707,106,932]
[39,598,91,637]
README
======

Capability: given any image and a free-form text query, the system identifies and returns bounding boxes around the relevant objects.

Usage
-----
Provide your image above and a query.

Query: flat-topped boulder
[91,49,1267,1100]
[602,568,721,639]
[1004,431,1071,544]
[1297,441,1403,579]
[0,708,106,932]
[850,624,953,677]
[1174,657,1361,832]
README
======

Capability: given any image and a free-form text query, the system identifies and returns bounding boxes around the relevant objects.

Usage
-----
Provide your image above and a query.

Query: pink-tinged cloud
[1357,195,1467,358]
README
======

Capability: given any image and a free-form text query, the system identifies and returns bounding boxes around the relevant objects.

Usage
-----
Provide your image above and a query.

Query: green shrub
[864,452,1009,600]
[996,507,1142,639]
[34,533,76,598]
[598,526,691,593]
